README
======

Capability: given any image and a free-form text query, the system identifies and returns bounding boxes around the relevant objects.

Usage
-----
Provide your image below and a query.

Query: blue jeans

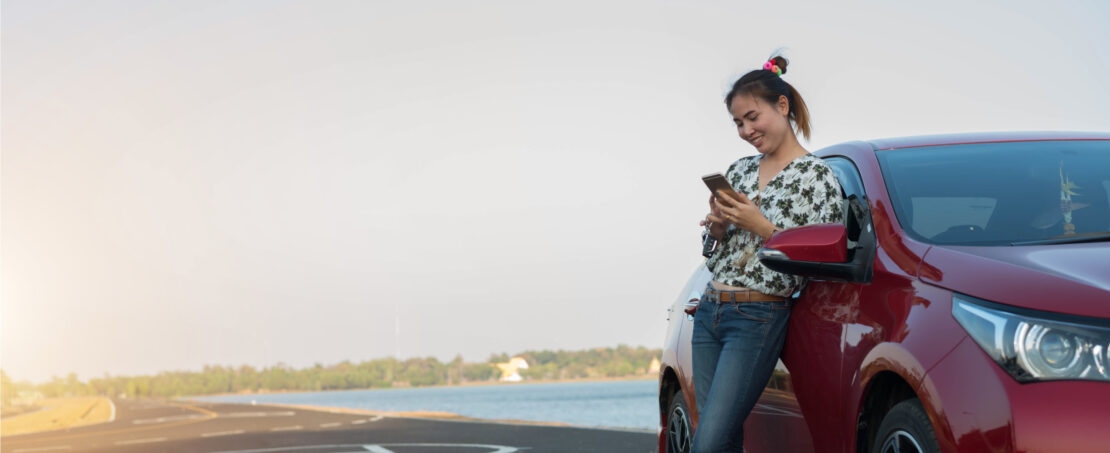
[690,287,793,452]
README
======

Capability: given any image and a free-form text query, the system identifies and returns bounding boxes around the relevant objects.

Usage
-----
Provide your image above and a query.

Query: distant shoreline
[184,373,657,399]
[184,377,658,432]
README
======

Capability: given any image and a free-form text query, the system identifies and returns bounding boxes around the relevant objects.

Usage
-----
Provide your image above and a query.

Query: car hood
[920,242,1110,318]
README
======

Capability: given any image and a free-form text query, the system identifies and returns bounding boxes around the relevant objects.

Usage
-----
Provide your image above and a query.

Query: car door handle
[684,293,701,318]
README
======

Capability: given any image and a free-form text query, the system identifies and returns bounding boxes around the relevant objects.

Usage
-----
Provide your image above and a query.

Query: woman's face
[728,94,792,154]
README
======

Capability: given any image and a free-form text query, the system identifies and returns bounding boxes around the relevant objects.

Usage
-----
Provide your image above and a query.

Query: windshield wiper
[1011,231,1110,246]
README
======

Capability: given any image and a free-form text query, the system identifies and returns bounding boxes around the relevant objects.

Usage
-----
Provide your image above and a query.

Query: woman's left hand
[714,190,775,239]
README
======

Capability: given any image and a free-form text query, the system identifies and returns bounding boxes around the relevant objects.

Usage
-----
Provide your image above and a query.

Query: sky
[2,0,1108,383]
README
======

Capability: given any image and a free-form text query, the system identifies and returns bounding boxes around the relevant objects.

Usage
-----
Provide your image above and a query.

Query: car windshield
[877,140,1110,246]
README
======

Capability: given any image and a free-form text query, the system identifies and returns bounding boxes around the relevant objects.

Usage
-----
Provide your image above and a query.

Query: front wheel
[666,389,692,453]
[872,398,940,453]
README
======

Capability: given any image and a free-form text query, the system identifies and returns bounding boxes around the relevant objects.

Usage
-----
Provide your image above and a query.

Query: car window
[876,140,1110,245]
[825,157,865,200]
[910,197,996,238]
[825,157,867,241]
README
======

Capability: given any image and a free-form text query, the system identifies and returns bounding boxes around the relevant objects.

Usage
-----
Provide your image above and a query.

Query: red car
[658,132,1110,453]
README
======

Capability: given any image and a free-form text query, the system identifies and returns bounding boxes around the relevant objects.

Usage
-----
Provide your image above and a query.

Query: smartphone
[702,173,739,197]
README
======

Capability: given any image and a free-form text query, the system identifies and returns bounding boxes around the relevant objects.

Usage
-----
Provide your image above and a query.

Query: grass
[0,397,113,437]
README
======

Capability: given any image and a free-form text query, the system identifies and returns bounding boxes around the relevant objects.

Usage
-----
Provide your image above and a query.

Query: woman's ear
[776,95,790,116]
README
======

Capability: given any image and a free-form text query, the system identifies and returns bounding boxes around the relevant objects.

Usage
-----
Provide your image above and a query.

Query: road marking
[350,419,368,424]
[133,414,207,424]
[270,425,303,431]
[363,445,521,453]
[319,422,342,428]
[369,415,384,422]
[208,443,523,453]
[13,446,71,452]
[202,429,245,437]
[115,437,167,445]
[177,402,220,418]
[32,402,217,442]
[223,411,295,418]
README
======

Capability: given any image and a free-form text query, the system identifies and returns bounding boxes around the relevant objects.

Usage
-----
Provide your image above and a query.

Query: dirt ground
[0,396,113,437]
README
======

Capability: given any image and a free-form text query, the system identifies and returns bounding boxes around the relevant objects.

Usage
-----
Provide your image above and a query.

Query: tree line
[1,345,661,403]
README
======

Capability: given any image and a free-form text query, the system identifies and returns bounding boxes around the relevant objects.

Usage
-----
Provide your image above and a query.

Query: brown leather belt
[705,286,785,303]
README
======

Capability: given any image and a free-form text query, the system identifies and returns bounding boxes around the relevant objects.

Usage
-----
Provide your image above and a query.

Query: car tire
[666,389,693,453]
[872,398,940,453]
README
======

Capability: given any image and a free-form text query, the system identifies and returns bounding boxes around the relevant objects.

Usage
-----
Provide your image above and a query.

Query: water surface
[192,379,657,431]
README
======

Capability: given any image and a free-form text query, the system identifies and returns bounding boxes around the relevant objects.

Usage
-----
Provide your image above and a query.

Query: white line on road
[205,443,522,453]
[13,446,71,453]
[364,445,520,453]
[132,414,206,424]
[202,429,245,437]
[369,415,384,422]
[270,425,303,431]
[319,422,342,428]
[115,437,167,446]
[223,411,295,418]
[350,419,368,424]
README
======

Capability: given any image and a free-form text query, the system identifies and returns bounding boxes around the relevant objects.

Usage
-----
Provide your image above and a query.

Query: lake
[191,379,658,431]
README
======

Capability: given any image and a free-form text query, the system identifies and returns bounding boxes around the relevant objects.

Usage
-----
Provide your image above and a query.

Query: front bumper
[923,336,1110,452]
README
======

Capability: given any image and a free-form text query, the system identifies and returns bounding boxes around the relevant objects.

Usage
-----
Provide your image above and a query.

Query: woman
[692,52,843,452]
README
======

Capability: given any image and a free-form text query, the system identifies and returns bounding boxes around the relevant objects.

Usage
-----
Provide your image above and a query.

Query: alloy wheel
[667,403,691,453]
[878,429,926,453]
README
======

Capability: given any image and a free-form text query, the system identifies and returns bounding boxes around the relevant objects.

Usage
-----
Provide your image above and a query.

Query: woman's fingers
[736,191,754,205]
[715,198,763,230]
[716,189,753,206]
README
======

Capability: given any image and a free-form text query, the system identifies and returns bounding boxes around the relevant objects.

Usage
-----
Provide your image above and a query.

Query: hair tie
[763,60,782,76]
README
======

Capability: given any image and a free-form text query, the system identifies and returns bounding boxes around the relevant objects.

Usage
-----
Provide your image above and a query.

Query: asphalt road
[1,399,657,453]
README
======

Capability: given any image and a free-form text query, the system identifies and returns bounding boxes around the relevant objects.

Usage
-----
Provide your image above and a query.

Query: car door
[747,156,873,452]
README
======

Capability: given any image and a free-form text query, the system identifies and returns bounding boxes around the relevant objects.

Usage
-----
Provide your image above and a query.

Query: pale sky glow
[3,1,1108,383]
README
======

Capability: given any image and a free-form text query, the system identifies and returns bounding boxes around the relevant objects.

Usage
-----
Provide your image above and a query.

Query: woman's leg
[691,300,793,452]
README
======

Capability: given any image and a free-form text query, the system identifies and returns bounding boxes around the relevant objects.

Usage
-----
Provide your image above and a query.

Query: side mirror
[757,223,871,282]
[762,223,848,263]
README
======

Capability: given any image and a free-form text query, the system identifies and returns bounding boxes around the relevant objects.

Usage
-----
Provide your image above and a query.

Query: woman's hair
[724,55,812,141]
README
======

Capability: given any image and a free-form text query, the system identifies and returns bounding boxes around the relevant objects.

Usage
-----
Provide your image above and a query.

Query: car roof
[862,131,1110,151]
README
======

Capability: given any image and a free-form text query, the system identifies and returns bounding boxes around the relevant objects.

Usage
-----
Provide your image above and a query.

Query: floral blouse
[705,154,844,296]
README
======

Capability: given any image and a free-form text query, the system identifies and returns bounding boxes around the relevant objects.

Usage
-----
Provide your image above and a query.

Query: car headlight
[953,294,1110,383]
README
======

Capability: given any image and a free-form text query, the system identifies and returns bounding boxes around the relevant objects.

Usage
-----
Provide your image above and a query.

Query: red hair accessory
[762,60,782,76]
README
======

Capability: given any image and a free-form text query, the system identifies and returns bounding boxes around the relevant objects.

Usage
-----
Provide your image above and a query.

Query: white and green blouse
[705,154,844,297]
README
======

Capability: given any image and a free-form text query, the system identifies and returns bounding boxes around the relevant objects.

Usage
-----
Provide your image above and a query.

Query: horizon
[4,0,1109,383]
[4,343,661,386]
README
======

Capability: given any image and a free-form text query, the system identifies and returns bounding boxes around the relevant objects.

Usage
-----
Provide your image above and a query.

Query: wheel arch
[855,370,919,453]
[852,343,939,453]
[659,366,682,416]
[659,366,693,453]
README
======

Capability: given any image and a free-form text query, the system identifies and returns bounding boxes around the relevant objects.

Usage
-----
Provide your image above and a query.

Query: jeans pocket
[730,302,773,323]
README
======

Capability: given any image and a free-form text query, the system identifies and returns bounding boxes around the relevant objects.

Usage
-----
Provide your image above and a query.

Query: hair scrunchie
[762,60,783,76]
